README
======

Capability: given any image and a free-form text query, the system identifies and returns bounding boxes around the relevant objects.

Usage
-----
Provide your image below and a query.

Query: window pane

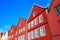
[31,30,35,39]
[20,36,23,40]
[40,25,46,36]
[55,4,60,15]
[28,23,30,28]
[18,36,19,40]
[33,11,36,17]
[35,28,39,38]
[31,21,34,27]
[35,18,38,25]
[21,28,23,32]
[28,32,30,40]
[39,14,43,23]
[23,27,25,31]
[23,34,25,40]
[19,29,20,33]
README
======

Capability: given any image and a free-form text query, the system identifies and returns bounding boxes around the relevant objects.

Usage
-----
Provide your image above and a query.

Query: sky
[0,0,51,33]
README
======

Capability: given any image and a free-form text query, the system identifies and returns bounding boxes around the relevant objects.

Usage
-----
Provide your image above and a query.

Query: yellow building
[0,33,2,40]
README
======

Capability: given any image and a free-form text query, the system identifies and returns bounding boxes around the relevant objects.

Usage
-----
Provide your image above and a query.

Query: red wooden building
[8,25,17,40]
[26,4,51,40]
[17,17,26,40]
[8,0,60,40]
[47,0,60,40]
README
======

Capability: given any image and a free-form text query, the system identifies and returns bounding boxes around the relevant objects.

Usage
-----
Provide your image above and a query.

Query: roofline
[26,3,47,23]
[33,3,47,9]
[47,0,52,12]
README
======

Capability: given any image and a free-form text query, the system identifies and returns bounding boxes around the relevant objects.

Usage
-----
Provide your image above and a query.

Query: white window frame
[39,14,43,23]
[35,28,39,38]
[23,27,25,31]
[21,28,23,32]
[28,23,30,29]
[40,25,46,36]
[35,18,38,25]
[31,20,34,27]
[33,11,36,17]
[19,29,20,33]
[31,30,35,39]
[23,34,25,40]
[28,32,31,40]
[20,35,23,40]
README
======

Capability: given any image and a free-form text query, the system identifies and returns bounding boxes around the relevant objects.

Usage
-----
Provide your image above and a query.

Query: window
[28,23,30,28]
[55,4,60,15]
[40,25,46,36]
[19,29,20,33]
[18,36,20,40]
[21,28,23,32]
[31,30,35,39]
[35,18,38,25]
[33,11,36,17]
[18,36,22,40]
[31,20,34,27]
[23,34,25,40]
[20,35,23,40]
[39,14,43,23]
[23,27,25,31]
[28,32,31,40]
[35,28,39,38]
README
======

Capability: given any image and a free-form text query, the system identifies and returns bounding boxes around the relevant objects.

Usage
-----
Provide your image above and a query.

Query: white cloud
[4,25,10,28]
[0,28,4,33]
[4,25,11,31]
[0,25,11,33]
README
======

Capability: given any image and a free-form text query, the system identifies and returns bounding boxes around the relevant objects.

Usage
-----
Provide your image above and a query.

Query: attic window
[33,11,36,17]
[55,4,60,15]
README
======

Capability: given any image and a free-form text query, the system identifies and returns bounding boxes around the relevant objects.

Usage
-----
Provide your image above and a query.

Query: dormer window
[55,4,60,15]
[33,11,36,17]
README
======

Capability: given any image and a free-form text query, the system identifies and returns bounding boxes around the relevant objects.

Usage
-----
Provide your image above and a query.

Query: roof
[27,4,47,23]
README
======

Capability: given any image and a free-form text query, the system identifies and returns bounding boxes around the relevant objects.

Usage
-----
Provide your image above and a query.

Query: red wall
[17,17,26,40]
[27,4,51,40]
[47,0,60,40]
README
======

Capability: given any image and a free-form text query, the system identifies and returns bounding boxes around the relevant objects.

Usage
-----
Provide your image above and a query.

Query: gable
[27,4,46,23]
[18,17,26,28]
[9,25,16,34]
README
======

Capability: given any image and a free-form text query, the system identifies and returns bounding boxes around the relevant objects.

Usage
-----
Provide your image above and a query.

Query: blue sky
[0,0,51,33]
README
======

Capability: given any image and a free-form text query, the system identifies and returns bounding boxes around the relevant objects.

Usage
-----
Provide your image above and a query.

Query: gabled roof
[27,4,46,23]
[9,25,17,35]
[17,17,26,27]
